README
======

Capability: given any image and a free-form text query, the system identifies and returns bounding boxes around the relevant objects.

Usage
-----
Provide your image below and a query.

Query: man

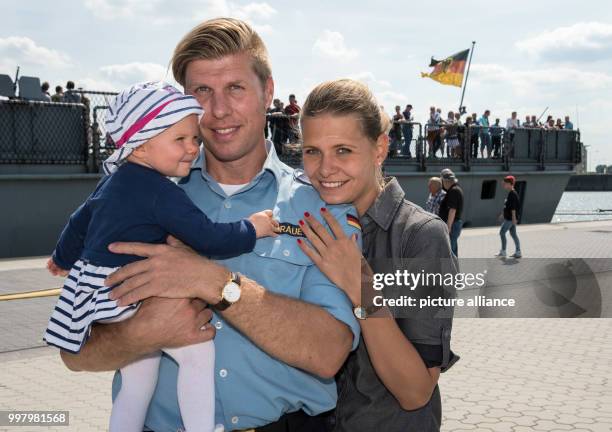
[401,104,413,157]
[267,98,287,155]
[438,169,464,257]
[424,177,445,216]
[490,118,503,158]
[62,80,81,103]
[427,106,441,157]
[564,116,574,130]
[284,94,301,143]
[60,18,360,432]
[469,112,479,158]
[51,85,63,102]
[41,81,51,101]
[505,112,520,158]
[478,110,492,159]
[389,105,403,157]
[506,112,520,130]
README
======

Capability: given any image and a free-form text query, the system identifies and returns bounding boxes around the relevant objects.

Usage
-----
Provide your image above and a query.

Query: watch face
[223,281,241,303]
[354,306,366,320]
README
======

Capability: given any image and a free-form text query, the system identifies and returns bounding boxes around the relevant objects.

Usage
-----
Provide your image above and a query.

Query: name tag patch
[278,222,305,237]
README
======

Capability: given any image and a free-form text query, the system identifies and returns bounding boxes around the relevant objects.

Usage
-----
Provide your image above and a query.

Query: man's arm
[219,276,353,378]
[447,208,456,232]
[107,243,353,378]
[60,297,214,372]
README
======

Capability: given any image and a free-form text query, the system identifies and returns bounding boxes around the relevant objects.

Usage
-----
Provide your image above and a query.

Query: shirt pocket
[251,228,313,299]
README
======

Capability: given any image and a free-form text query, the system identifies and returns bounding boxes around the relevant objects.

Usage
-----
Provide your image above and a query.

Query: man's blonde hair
[171,17,272,87]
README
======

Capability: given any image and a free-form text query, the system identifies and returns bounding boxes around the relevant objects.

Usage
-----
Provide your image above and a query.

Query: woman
[297,79,459,431]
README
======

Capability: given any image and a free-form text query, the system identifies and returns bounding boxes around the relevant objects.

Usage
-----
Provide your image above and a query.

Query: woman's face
[301,113,387,215]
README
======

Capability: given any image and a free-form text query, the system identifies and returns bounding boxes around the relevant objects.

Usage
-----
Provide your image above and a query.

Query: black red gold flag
[421,49,470,87]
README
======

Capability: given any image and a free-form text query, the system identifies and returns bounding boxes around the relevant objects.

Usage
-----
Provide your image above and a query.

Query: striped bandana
[103,81,203,174]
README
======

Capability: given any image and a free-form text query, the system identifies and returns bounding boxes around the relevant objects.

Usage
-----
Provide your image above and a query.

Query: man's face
[184,53,273,163]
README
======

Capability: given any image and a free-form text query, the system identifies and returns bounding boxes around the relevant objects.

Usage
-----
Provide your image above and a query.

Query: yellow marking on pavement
[0,288,61,301]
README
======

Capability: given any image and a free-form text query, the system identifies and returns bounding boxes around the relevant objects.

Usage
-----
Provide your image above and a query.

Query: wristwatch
[213,271,242,311]
[353,304,380,320]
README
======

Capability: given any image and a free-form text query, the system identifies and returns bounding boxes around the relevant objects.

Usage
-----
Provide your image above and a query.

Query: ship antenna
[13,66,20,93]
[537,106,549,124]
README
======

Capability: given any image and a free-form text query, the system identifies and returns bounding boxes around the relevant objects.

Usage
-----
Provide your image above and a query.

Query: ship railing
[0,92,582,173]
[0,99,89,165]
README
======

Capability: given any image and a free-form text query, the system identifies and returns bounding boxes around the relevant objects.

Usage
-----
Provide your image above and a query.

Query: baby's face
[139,114,200,177]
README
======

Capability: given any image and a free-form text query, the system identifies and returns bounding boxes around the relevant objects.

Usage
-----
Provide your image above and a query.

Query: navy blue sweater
[52,162,256,269]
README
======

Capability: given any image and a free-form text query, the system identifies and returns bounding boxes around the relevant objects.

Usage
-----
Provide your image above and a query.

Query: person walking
[496,175,522,258]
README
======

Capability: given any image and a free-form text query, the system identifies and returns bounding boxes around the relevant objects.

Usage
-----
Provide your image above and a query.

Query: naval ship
[0,78,581,258]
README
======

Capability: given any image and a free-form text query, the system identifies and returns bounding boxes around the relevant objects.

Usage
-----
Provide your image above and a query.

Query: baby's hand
[46,258,69,277]
[248,210,280,239]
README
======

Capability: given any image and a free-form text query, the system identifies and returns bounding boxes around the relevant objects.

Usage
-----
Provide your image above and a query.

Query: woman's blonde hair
[171,17,272,87]
[301,79,388,186]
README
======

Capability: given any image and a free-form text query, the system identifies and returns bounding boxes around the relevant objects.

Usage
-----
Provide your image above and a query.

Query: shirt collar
[364,177,405,231]
[190,139,288,185]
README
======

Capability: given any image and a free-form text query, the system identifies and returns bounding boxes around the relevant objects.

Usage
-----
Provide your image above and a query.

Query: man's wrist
[198,262,231,304]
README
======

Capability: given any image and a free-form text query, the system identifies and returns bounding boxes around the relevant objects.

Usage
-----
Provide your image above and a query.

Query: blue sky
[2,0,612,167]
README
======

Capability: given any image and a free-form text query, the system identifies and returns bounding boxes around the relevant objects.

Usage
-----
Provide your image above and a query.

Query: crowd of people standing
[388,106,575,160]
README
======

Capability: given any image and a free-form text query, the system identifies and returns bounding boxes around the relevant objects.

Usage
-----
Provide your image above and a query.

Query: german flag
[346,214,362,231]
[421,49,469,87]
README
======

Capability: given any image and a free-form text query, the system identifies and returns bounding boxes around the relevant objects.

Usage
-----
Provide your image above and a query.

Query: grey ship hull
[0,163,573,259]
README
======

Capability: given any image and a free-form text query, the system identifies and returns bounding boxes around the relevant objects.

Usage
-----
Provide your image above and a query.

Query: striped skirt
[43,259,140,353]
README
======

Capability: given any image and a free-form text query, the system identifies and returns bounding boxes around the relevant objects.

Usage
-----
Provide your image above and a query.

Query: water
[553,191,612,223]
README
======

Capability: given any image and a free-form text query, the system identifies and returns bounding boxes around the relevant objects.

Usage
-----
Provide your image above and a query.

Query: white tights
[103,311,215,432]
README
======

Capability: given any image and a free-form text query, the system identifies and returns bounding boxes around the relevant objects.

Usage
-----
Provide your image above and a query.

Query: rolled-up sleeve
[398,217,460,372]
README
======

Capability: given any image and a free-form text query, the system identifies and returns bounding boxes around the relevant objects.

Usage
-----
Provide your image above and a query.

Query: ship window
[481,180,496,200]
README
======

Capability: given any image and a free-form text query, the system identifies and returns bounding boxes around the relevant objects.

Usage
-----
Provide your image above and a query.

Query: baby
[43,81,278,432]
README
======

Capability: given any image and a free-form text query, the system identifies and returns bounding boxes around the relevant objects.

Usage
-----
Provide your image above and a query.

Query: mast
[458,41,476,115]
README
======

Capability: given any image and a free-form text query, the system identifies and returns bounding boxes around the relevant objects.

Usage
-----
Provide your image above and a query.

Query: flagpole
[458,41,476,115]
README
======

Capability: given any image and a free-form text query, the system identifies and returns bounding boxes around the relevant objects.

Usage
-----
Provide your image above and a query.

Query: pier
[1,220,611,431]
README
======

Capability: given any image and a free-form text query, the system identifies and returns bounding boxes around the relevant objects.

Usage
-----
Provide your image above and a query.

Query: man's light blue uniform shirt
[112,142,361,432]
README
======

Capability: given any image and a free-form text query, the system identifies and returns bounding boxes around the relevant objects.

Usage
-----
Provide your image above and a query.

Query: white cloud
[471,63,612,97]
[84,0,277,30]
[349,71,392,89]
[99,62,173,87]
[75,77,120,92]
[0,36,71,71]
[516,22,612,62]
[313,30,359,62]
[231,2,277,21]
[348,71,407,109]
[83,0,155,19]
